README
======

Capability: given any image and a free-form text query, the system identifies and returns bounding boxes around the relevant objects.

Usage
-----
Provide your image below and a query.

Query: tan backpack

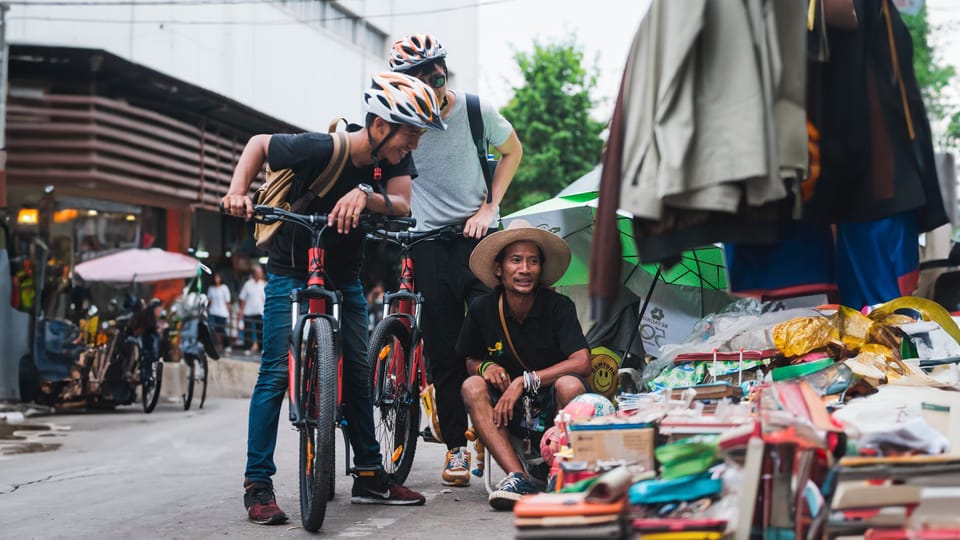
[252,121,351,249]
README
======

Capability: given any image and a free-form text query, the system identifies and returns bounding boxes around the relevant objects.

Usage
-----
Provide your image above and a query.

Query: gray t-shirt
[410,91,514,232]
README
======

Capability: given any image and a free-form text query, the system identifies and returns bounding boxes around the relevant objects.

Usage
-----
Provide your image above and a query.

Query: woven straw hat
[469,219,571,289]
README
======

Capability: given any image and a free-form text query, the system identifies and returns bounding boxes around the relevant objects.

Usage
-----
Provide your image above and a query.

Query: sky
[477,0,960,123]
[477,0,651,118]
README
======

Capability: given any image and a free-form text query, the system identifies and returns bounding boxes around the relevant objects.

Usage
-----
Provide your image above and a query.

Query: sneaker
[243,483,288,525]
[350,470,425,506]
[488,472,539,511]
[441,447,471,487]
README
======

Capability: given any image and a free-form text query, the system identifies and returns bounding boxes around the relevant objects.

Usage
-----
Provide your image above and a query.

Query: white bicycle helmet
[363,72,446,131]
[388,33,447,72]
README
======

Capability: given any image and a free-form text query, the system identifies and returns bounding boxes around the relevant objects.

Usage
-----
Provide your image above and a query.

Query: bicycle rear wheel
[141,359,163,413]
[196,354,208,409]
[367,316,420,485]
[300,317,338,532]
[182,357,196,411]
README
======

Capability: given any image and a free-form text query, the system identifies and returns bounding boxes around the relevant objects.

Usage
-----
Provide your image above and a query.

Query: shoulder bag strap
[328,117,349,133]
[465,92,493,204]
[290,132,351,212]
[498,293,531,372]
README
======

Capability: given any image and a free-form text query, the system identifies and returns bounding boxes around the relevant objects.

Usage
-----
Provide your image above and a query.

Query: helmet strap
[368,122,401,181]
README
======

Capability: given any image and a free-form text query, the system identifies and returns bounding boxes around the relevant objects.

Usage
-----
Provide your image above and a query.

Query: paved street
[1,398,515,539]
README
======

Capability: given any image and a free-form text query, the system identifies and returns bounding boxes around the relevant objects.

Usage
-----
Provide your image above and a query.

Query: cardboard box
[567,422,654,469]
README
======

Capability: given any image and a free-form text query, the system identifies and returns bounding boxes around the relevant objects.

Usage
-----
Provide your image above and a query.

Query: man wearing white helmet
[388,32,523,489]
[221,72,445,525]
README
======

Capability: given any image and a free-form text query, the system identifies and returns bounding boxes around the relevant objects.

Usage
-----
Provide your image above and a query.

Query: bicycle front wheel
[367,316,420,485]
[183,357,196,411]
[141,359,163,413]
[300,317,338,532]
[196,354,208,409]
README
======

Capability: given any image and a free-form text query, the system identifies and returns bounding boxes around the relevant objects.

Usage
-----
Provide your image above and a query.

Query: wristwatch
[356,183,374,198]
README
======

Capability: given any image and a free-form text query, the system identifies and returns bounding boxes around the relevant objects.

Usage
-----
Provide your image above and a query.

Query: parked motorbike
[168,287,219,410]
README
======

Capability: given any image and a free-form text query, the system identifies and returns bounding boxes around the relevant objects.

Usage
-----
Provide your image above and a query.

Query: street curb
[160,355,259,400]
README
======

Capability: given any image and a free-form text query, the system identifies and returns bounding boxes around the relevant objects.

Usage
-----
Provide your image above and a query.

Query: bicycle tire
[183,356,196,411]
[141,359,163,413]
[121,340,142,406]
[197,354,208,409]
[367,316,420,485]
[300,317,338,532]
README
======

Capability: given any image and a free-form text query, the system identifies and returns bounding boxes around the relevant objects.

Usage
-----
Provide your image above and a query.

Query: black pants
[411,233,490,449]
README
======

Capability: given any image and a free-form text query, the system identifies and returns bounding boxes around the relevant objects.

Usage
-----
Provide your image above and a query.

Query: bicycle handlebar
[227,204,416,233]
[366,223,464,245]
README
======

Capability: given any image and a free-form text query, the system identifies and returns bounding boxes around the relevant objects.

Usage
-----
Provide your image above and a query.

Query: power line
[5,0,261,4]
[8,0,515,25]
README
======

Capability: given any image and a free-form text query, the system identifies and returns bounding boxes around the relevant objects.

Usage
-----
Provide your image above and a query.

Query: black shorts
[488,375,590,439]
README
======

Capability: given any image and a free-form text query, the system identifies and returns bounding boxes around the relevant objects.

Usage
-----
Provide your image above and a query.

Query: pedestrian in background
[208,271,232,353]
[238,265,266,354]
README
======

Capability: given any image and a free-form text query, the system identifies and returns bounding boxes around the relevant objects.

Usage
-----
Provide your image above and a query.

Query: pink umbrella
[74,248,209,283]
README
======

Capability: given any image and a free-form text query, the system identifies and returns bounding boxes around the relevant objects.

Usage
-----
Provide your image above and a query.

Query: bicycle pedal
[420,427,442,444]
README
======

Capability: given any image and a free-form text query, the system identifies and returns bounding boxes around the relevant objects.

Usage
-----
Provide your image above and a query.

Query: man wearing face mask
[388,33,524,488]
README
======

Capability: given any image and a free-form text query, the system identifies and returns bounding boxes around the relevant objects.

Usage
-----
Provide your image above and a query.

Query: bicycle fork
[286,285,340,427]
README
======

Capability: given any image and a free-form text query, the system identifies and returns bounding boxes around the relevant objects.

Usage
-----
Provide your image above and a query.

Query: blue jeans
[244,273,382,487]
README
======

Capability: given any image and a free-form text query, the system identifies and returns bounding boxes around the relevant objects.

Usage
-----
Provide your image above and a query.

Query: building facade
[2,0,479,283]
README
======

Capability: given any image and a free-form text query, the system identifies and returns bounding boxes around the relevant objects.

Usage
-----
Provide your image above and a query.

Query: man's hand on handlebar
[329,189,369,235]
[220,194,254,221]
[464,204,496,239]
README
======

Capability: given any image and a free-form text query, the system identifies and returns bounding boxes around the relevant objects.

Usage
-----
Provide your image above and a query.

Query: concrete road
[0,398,515,539]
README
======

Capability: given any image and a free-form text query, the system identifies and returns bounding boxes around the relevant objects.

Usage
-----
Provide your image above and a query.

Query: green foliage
[499,38,606,215]
[901,5,957,148]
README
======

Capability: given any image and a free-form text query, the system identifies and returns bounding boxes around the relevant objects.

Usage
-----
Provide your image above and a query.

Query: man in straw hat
[457,219,592,510]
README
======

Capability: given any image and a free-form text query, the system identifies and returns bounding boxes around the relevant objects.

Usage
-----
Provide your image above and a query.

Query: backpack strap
[465,93,493,204]
[327,117,396,215]
[328,117,349,133]
[290,132,351,212]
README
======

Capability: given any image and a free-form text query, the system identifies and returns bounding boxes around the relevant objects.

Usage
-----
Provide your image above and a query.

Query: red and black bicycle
[364,224,463,485]
[250,205,413,531]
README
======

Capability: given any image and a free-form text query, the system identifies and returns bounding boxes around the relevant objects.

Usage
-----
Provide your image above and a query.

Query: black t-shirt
[265,132,417,285]
[455,288,588,378]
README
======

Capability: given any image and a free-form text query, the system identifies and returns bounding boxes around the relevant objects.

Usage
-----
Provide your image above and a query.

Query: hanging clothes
[725,0,944,309]
[805,0,946,230]
[590,0,809,317]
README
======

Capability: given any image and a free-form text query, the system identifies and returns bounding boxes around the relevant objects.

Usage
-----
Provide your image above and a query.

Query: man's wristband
[478,361,494,376]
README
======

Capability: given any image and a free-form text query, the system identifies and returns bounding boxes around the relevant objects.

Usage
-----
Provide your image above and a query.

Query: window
[359,21,387,56]
[272,0,386,54]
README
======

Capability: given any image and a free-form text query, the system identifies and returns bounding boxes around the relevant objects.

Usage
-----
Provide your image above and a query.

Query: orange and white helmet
[388,33,447,72]
[363,72,446,131]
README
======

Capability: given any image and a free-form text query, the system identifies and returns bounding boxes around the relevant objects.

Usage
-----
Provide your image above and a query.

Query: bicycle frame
[378,252,428,393]
[249,207,415,481]
[287,241,342,427]
[369,225,462,413]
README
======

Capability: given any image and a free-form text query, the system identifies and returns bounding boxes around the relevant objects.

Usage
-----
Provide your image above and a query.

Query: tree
[901,4,958,148]
[499,38,606,215]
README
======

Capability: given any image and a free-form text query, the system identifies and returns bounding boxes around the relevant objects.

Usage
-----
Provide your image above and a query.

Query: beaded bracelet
[522,370,542,395]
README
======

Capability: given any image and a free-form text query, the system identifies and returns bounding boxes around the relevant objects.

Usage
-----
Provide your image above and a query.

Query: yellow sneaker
[442,447,471,487]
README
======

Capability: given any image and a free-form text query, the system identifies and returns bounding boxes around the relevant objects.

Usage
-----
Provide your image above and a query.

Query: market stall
[510,297,960,539]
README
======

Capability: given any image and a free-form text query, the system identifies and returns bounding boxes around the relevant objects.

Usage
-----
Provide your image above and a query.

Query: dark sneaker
[243,483,288,525]
[488,472,539,511]
[351,470,426,506]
